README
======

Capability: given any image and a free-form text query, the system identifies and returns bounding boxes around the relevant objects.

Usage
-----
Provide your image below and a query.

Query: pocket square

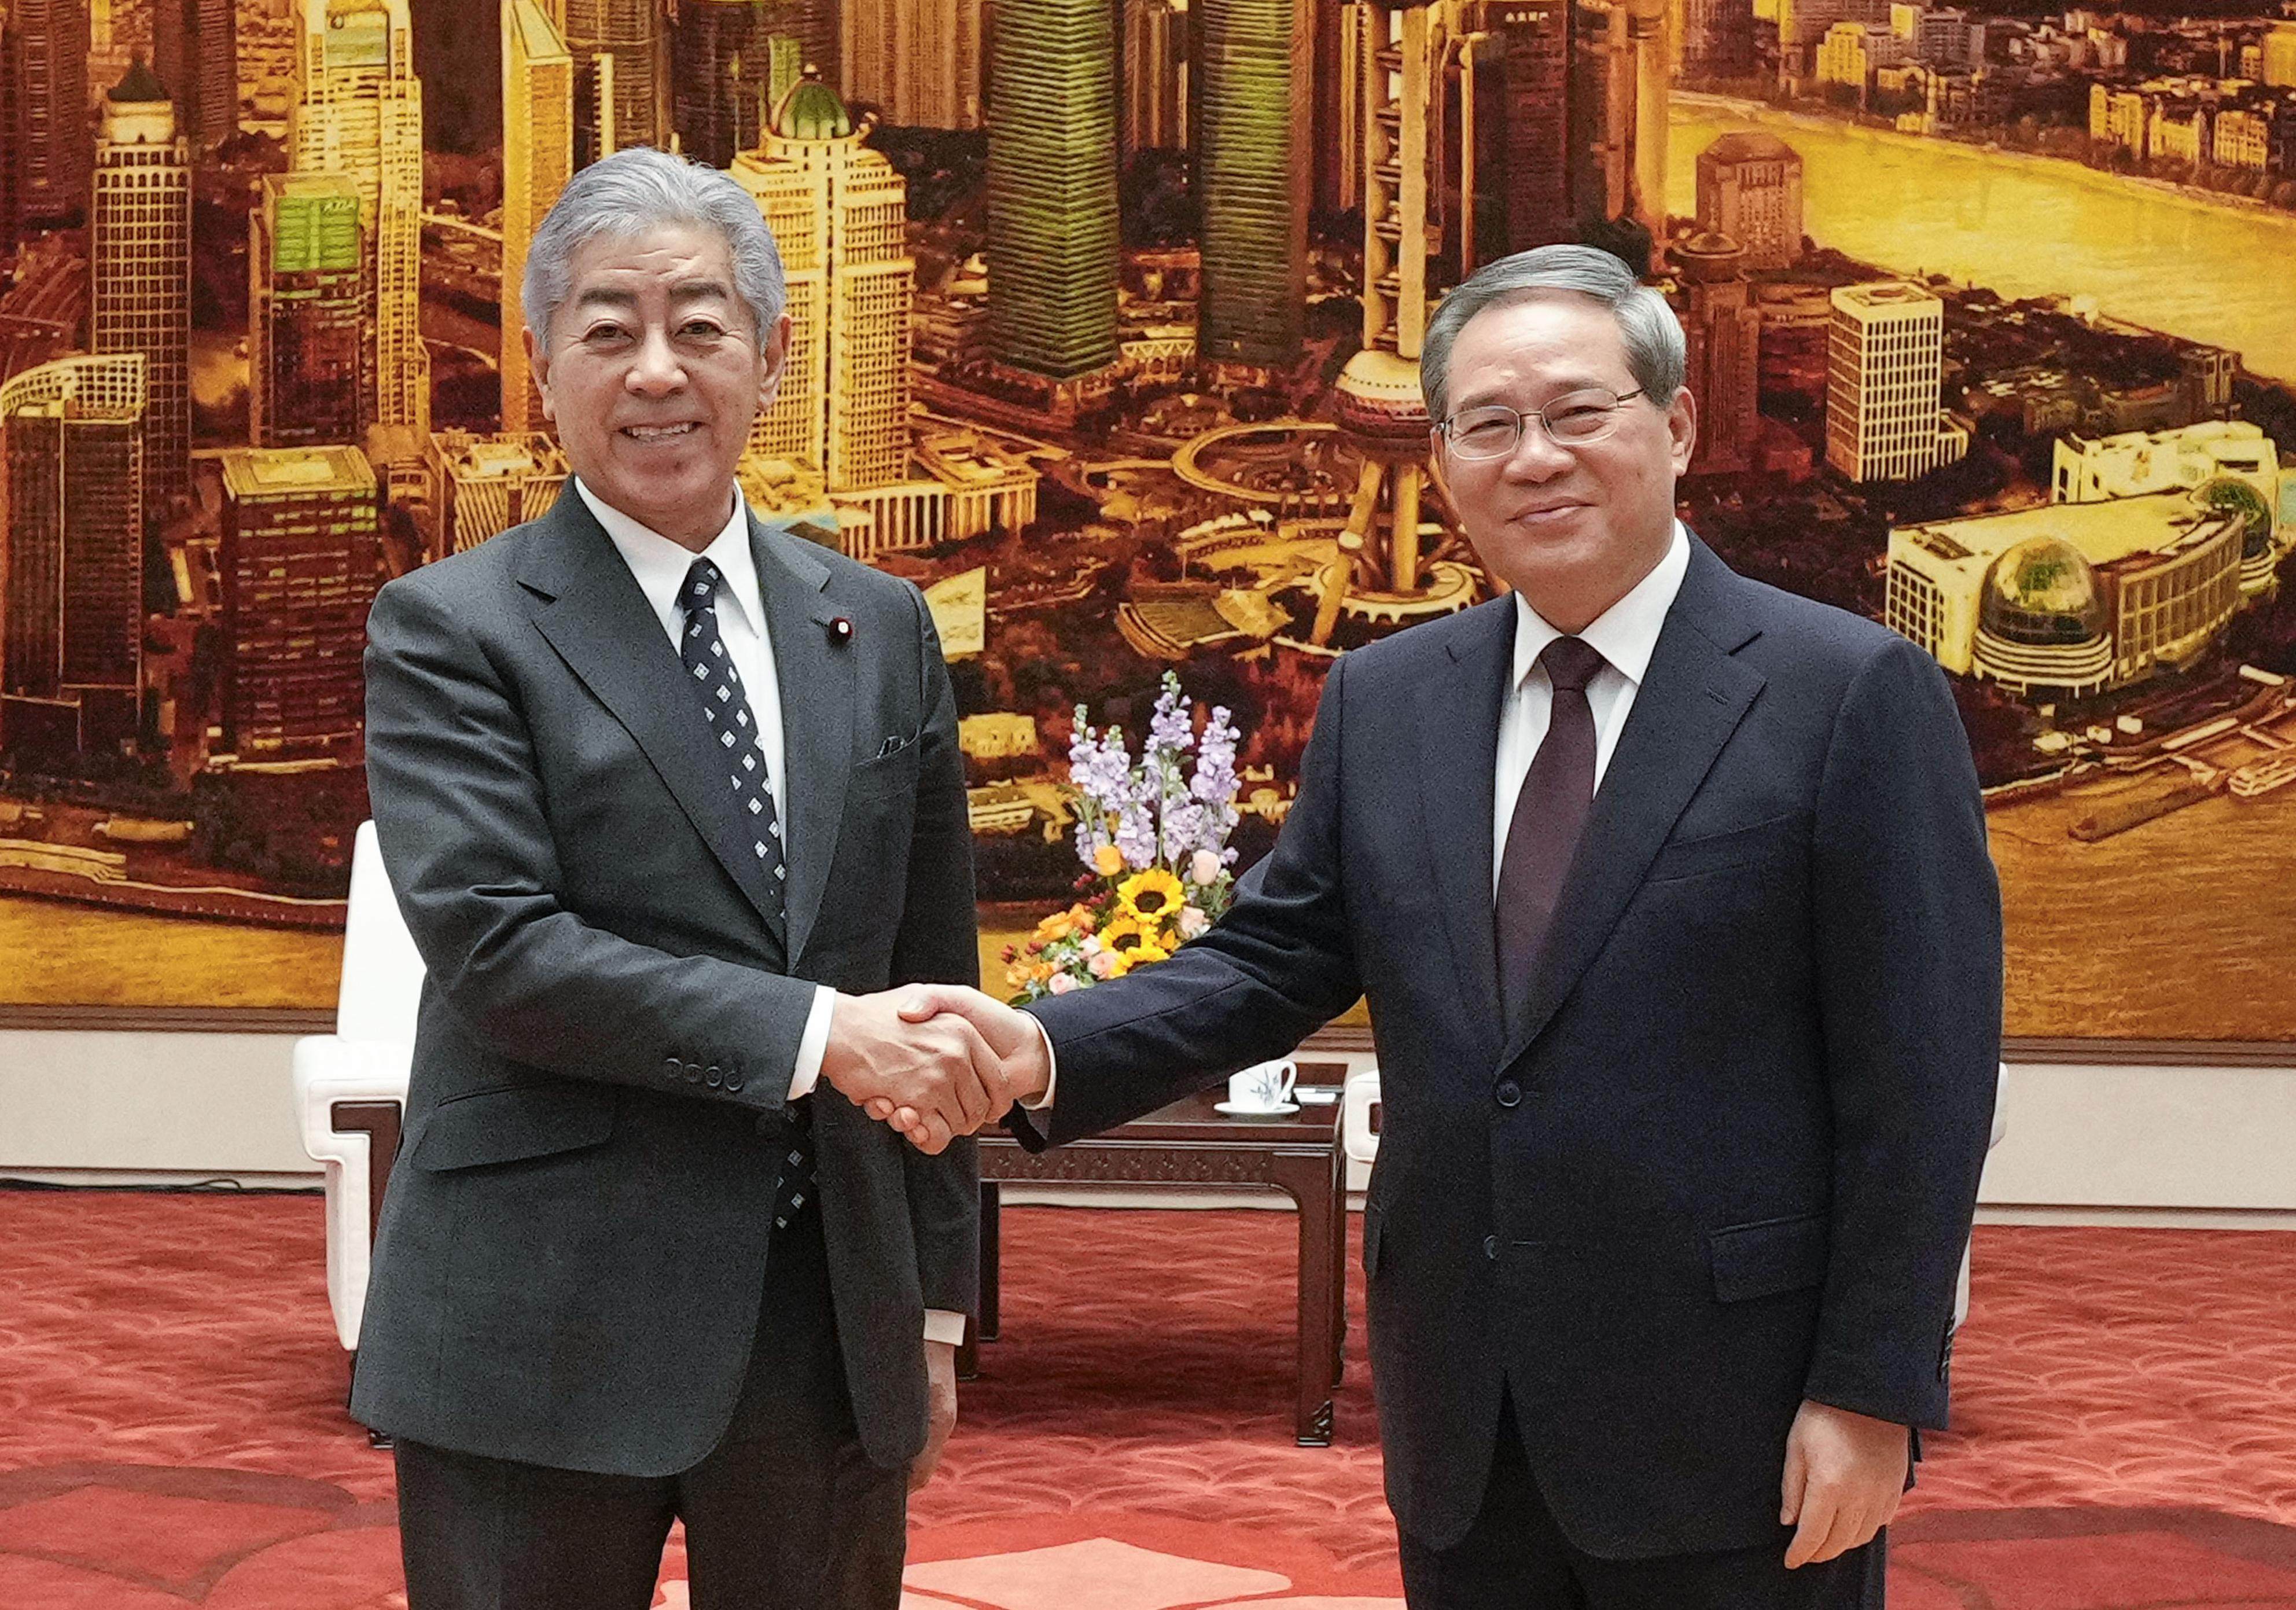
[875,733,912,760]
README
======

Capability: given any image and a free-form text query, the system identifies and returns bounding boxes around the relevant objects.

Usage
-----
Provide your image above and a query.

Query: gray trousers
[392,1205,908,1610]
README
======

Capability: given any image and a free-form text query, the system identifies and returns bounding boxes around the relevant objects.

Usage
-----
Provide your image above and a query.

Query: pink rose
[1088,949,1120,979]
[1190,849,1222,887]
[1177,905,1210,939]
[1048,971,1078,994]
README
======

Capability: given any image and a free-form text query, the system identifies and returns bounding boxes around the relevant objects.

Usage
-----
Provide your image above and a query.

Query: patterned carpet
[2,1189,2294,1607]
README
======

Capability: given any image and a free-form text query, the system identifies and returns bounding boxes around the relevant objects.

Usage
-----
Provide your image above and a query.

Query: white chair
[1341,1067,1383,1170]
[1340,1065,2010,1329]
[292,819,425,1350]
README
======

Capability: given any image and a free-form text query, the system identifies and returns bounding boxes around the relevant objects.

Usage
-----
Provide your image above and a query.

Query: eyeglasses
[1437,388,1647,460]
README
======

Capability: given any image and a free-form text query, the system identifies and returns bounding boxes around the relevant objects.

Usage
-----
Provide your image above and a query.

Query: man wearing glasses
[890,244,2003,1608]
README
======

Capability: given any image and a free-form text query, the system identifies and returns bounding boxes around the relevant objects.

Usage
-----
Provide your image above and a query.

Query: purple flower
[1069,681,1247,876]
[1147,672,1195,760]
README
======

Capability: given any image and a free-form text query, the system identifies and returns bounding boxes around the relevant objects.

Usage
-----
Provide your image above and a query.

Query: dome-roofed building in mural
[1975,536,2113,697]
[1887,489,2254,700]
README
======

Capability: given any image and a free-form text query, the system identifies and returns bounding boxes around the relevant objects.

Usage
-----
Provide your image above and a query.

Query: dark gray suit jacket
[351,483,979,1477]
[1022,539,2002,1558]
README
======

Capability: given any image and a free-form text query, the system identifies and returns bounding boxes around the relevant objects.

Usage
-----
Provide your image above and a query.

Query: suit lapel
[750,517,853,966]
[1499,541,1767,1068]
[516,486,789,936]
[1416,597,1515,1063]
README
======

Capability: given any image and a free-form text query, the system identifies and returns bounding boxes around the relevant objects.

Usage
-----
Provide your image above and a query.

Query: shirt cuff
[789,984,836,1101]
[923,1308,967,1346]
[1022,1016,1057,1110]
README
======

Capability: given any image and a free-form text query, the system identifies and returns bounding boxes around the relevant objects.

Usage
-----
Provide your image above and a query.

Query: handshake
[819,985,1051,1153]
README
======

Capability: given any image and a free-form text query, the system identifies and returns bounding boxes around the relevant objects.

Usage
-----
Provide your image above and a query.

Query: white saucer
[1214,1100,1300,1116]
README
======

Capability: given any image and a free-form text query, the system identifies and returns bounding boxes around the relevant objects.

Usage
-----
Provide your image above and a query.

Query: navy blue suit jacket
[1022,538,2003,1558]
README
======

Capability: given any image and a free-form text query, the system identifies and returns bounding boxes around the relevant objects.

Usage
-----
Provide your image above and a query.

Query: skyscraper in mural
[1673,230,1762,475]
[735,77,914,491]
[1826,281,1965,482]
[844,0,984,129]
[3,0,93,229]
[1194,0,1312,369]
[0,354,146,759]
[1473,0,1578,253]
[562,0,661,163]
[1119,0,1188,155]
[291,0,428,437]
[987,0,1120,377]
[152,0,238,149]
[216,444,378,759]
[503,0,573,433]
[92,58,192,515]
[672,0,771,168]
[1696,131,1804,268]
[251,171,365,447]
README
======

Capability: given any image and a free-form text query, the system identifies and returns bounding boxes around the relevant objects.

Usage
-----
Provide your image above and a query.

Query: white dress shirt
[580,479,964,1347]
[1028,522,1695,1113]
[1492,523,1691,892]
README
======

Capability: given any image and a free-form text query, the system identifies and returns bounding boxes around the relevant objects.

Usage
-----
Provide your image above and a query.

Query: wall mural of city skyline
[1,0,2292,1043]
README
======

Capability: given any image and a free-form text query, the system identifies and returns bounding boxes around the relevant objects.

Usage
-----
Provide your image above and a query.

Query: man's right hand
[819,990,1007,1151]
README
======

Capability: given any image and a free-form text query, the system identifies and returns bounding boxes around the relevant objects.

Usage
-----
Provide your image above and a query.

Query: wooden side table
[963,1063,1351,1446]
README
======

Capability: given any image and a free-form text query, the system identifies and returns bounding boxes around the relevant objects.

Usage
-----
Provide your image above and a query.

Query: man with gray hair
[354,146,1006,1609]
[892,244,2003,1607]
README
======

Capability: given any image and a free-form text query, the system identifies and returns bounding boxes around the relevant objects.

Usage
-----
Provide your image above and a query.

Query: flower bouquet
[1002,671,1245,1002]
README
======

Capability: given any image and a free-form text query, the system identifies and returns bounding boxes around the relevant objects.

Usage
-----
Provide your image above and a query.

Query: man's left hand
[1780,1399,1908,1568]
[911,1339,959,1493]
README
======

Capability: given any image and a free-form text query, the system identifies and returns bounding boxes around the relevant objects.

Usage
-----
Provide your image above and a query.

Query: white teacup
[1227,1059,1297,1111]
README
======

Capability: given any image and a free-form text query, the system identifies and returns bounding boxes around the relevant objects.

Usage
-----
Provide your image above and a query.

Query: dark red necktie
[1496,635,1607,1034]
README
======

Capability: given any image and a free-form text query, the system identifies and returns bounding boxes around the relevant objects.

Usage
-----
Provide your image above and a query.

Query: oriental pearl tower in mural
[1321,0,1462,642]
[1309,0,1672,644]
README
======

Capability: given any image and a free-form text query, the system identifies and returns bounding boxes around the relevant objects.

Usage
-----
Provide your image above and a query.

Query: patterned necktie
[679,557,788,929]
[679,557,812,1227]
[1495,635,1608,1035]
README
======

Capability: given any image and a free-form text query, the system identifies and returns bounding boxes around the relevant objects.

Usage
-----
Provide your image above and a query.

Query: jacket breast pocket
[411,1084,617,1172]
[1709,1211,1830,1303]
[1645,810,1809,885]
[846,739,923,804]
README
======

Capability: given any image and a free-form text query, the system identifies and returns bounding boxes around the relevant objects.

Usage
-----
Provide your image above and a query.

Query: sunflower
[1105,937,1173,978]
[1096,914,1152,955]
[1116,868,1186,927]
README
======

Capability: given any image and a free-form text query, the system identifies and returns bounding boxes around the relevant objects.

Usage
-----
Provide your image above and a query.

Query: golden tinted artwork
[2,0,2292,1044]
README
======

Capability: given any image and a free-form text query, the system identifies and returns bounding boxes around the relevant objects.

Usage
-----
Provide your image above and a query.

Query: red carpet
[3,1189,2294,1607]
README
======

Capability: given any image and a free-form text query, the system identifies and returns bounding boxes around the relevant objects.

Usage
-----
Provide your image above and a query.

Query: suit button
[1483,1234,1499,1260]
[663,1058,682,1082]
[724,1070,744,1093]
[684,1061,703,1083]
[705,1065,723,1089]
[1494,1079,1521,1108]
